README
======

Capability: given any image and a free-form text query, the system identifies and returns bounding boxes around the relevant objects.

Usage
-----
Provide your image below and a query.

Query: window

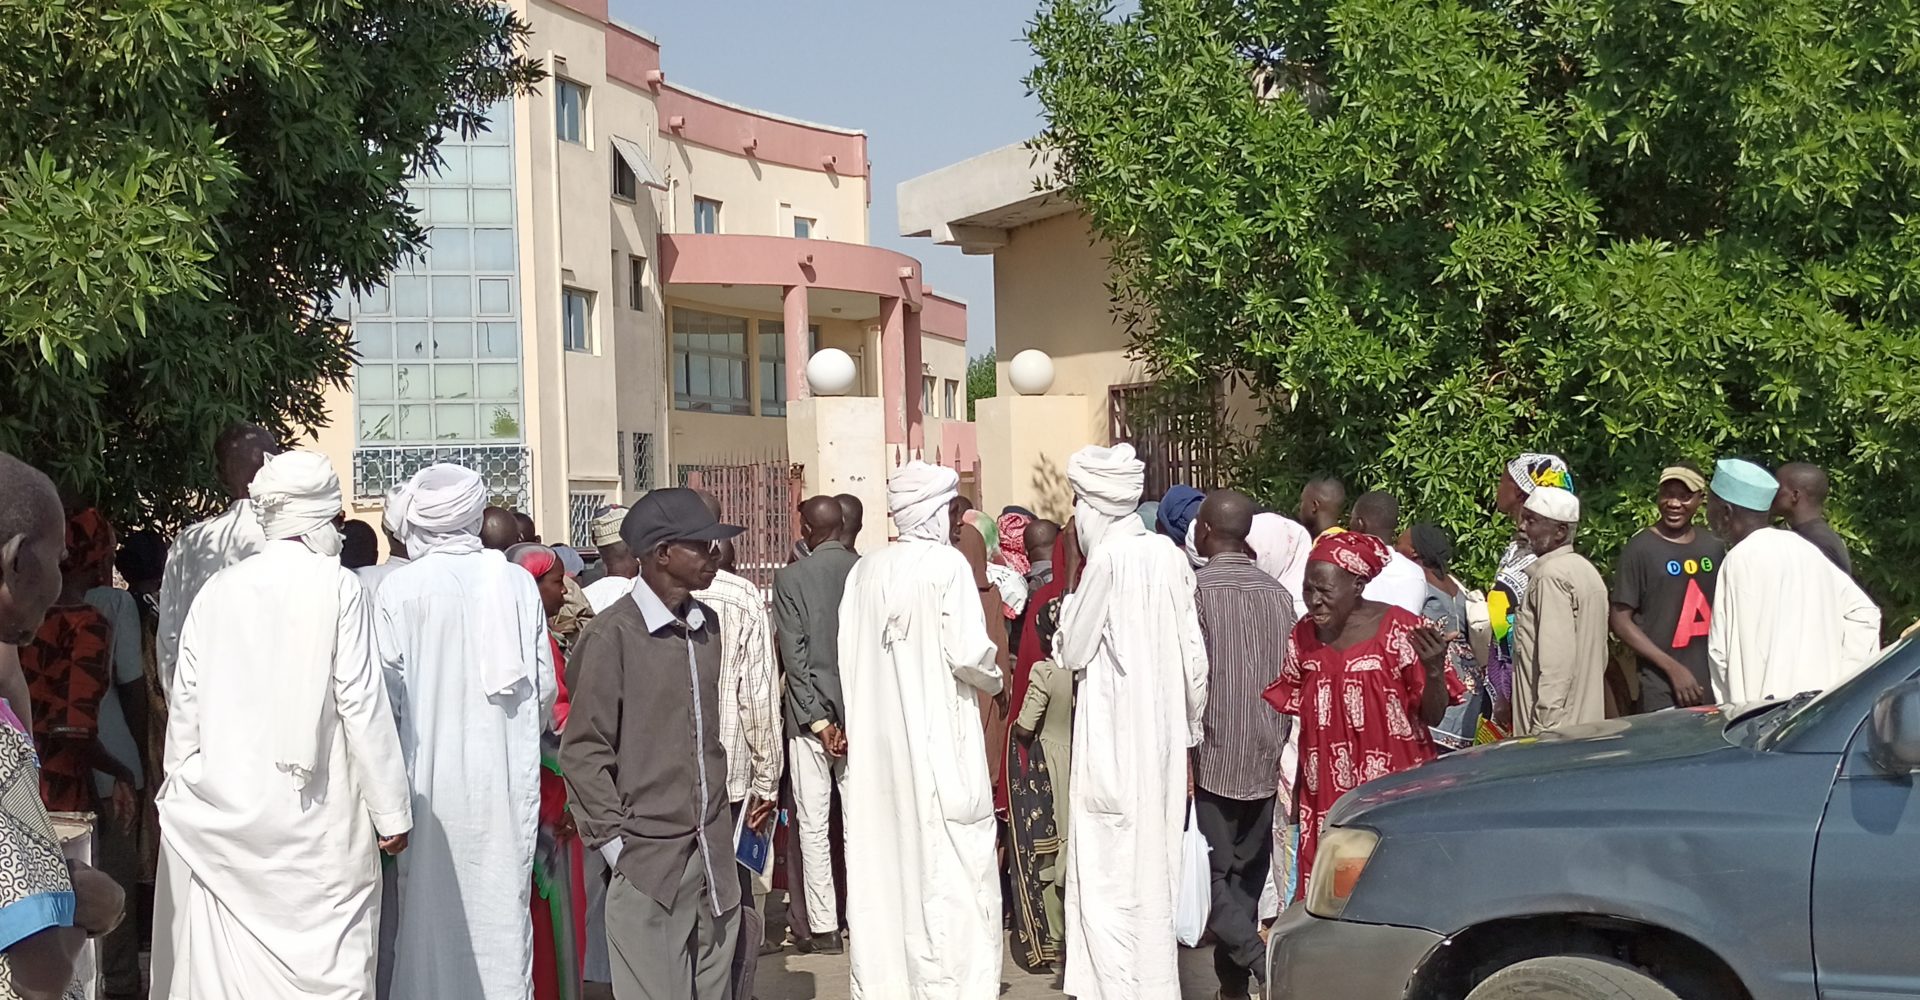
[921,375,937,416]
[673,308,750,413]
[943,379,959,419]
[758,322,821,417]
[693,197,721,235]
[556,79,585,144]
[613,148,637,200]
[563,288,592,352]
[628,255,646,312]
[794,217,814,240]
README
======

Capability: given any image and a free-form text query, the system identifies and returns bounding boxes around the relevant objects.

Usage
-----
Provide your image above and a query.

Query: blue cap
[1710,459,1779,512]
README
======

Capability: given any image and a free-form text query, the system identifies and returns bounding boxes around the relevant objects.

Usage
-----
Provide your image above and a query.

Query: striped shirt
[1193,552,1297,800]
[693,569,784,803]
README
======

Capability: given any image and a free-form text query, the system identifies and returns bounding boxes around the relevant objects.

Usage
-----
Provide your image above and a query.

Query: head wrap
[507,542,559,579]
[1660,465,1707,494]
[1007,529,1073,791]
[393,463,487,558]
[889,462,960,543]
[1135,500,1160,533]
[1248,512,1311,615]
[250,450,345,557]
[1507,452,1574,496]
[1182,520,1205,568]
[1001,505,1036,520]
[1711,458,1779,512]
[63,509,116,581]
[381,483,410,538]
[1307,531,1393,585]
[1067,444,1146,556]
[1156,485,1205,543]
[552,544,585,577]
[995,511,1033,574]
[1524,485,1581,523]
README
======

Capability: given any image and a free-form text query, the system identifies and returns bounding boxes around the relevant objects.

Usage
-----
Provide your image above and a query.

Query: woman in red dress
[1264,532,1459,902]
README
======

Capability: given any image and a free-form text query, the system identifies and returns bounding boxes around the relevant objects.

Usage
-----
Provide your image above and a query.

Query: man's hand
[378,833,410,856]
[1663,659,1709,708]
[69,861,124,937]
[821,723,848,758]
[746,796,776,833]
[108,781,137,832]
[1410,625,1450,672]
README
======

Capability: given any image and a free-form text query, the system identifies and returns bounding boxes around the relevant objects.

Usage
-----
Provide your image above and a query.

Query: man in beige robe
[1512,486,1611,736]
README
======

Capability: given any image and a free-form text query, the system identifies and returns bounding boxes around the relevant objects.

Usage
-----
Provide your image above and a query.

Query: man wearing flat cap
[561,488,754,1000]
[1609,464,1724,712]
[1511,486,1611,736]
[1706,459,1880,704]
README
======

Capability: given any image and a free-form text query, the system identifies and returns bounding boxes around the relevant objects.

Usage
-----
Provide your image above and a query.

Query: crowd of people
[0,424,1892,1000]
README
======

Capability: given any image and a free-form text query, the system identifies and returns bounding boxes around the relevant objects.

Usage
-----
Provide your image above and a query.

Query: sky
[611,0,1046,357]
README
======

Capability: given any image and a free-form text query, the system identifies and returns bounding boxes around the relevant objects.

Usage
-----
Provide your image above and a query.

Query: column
[903,306,924,452]
[783,284,809,404]
[879,295,907,446]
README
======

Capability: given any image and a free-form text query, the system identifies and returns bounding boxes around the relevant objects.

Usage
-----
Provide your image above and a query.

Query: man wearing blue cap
[1706,459,1880,704]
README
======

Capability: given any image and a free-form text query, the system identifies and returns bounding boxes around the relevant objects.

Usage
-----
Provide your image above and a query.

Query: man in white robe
[375,465,555,1000]
[153,451,412,1000]
[1058,444,1210,1000]
[156,423,277,688]
[1706,458,1880,703]
[354,484,412,599]
[837,462,1003,1000]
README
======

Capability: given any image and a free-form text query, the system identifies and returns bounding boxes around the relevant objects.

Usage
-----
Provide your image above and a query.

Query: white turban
[381,482,410,537]
[1248,512,1312,617]
[250,450,344,557]
[889,462,959,543]
[1525,485,1581,523]
[1068,444,1146,556]
[394,463,487,558]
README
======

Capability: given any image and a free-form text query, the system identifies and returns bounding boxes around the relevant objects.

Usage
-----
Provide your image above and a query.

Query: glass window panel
[473,229,515,270]
[478,278,511,316]
[435,403,476,440]
[432,322,473,359]
[355,322,393,358]
[396,323,430,359]
[731,360,746,397]
[397,404,431,441]
[431,276,471,316]
[390,276,429,317]
[406,188,428,222]
[471,146,511,185]
[480,322,518,358]
[359,405,395,442]
[394,364,432,400]
[437,147,470,185]
[357,363,395,401]
[429,189,469,224]
[472,190,512,224]
[434,364,474,399]
[690,357,711,396]
[484,404,522,440]
[359,284,391,315]
[673,354,690,395]
[476,364,520,399]
[431,228,471,270]
[475,101,512,144]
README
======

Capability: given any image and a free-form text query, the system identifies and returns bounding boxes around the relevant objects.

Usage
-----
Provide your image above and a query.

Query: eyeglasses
[667,538,722,557]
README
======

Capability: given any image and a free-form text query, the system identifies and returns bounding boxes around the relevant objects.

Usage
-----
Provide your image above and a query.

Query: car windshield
[1741,637,1917,751]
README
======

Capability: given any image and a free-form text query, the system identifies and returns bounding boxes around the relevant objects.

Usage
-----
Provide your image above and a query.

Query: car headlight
[1305,826,1380,919]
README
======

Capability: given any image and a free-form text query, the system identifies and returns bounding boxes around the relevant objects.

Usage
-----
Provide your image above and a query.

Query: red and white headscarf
[1307,531,1393,584]
[995,511,1032,574]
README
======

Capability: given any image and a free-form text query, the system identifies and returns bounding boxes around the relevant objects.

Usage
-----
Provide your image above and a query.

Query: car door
[1810,696,1920,999]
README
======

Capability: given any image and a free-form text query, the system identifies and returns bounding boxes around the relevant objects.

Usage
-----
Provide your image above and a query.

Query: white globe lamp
[1008,349,1055,396]
[806,348,857,396]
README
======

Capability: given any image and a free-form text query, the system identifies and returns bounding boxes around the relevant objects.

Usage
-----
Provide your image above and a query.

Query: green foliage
[1029,0,1920,625]
[0,0,541,526]
[967,348,998,421]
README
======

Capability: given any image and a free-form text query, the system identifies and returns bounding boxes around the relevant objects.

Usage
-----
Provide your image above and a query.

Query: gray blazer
[772,540,858,737]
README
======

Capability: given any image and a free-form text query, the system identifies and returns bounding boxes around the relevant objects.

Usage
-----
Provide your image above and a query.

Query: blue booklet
[735,807,772,878]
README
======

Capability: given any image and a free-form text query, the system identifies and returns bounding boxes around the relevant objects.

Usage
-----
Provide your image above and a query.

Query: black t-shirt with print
[1612,527,1726,711]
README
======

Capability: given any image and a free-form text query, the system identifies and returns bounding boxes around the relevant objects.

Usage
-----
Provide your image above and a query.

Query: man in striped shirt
[1191,489,1297,1000]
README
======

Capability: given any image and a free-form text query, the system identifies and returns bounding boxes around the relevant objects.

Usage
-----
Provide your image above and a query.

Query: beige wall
[666,141,868,243]
[974,395,1086,521]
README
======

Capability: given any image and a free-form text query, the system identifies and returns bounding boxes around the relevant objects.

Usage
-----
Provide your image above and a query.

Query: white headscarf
[250,450,345,557]
[1067,444,1145,556]
[1183,521,1205,568]
[394,463,487,558]
[246,450,346,789]
[889,462,959,543]
[381,482,410,538]
[1248,512,1311,617]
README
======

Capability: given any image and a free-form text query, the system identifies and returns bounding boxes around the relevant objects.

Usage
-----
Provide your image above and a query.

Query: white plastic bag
[1175,802,1212,947]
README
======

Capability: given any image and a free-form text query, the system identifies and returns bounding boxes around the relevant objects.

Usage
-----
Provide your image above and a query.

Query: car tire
[1465,955,1682,1000]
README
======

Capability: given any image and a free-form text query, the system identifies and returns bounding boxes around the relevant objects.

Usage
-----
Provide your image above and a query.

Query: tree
[967,348,998,421]
[1029,0,1920,625]
[0,0,541,526]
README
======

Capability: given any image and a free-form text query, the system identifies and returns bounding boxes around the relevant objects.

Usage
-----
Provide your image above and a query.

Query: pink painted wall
[657,86,868,179]
[921,293,967,343]
[660,234,922,309]
[605,23,662,87]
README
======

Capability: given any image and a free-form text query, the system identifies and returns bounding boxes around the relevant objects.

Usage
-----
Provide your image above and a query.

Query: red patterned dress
[18,605,114,813]
[1264,606,1461,901]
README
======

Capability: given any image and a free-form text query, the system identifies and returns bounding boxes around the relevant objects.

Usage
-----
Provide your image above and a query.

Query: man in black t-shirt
[1609,464,1726,711]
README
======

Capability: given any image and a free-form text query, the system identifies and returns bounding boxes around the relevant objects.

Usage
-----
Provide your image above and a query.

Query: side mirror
[1868,678,1920,774]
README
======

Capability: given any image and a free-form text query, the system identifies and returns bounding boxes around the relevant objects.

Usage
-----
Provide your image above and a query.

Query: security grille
[353,445,531,509]
[632,432,655,493]
[569,492,609,549]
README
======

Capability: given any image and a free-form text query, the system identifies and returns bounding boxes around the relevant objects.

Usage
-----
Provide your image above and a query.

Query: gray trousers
[607,852,740,1000]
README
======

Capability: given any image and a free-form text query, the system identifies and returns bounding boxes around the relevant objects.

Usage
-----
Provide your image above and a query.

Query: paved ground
[752,944,1228,1000]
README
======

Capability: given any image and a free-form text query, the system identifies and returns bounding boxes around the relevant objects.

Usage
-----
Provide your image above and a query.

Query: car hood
[1328,707,1737,826]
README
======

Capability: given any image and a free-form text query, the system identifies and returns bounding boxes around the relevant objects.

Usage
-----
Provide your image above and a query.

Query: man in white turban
[354,483,412,599]
[374,464,555,1000]
[1057,444,1210,1000]
[835,462,1003,999]
[152,450,412,1000]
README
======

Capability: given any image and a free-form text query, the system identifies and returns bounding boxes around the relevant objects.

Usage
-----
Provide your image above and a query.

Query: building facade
[317,0,970,547]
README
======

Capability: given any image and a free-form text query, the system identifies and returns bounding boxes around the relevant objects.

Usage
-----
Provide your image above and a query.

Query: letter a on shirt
[1670,577,1712,648]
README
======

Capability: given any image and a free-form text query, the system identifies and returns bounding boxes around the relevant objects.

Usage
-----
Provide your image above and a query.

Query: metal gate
[1108,381,1228,501]
[679,457,804,601]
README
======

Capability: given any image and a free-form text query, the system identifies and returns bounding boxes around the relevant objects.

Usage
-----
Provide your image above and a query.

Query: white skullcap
[1524,485,1581,523]
[888,462,960,543]
[396,463,488,557]
[249,451,342,543]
